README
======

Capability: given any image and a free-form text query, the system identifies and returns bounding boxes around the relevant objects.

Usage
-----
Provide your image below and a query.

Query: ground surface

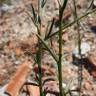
[0,0,96,96]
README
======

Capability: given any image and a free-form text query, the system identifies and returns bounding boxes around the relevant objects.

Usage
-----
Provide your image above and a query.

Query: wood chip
[5,61,33,96]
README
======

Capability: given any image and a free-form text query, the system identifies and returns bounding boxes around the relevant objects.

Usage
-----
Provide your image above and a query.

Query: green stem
[37,30,44,96]
[37,43,43,96]
[58,18,63,96]
[58,5,64,96]
[72,0,82,96]
[37,0,43,96]
[58,1,68,95]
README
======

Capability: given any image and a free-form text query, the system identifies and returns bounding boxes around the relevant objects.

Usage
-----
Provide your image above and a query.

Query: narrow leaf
[41,0,47,8]
[30,4,37,22]
[45,18,55,39]
[86,0,94,12]
[38,15,41,25]
[62,0,68,10]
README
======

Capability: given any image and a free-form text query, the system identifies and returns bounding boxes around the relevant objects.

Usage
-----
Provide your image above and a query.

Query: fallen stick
[5,60,33,96]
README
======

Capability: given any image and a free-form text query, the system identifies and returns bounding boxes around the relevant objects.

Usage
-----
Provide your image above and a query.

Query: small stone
[93,0,96,8]
[73,42,91,58]
[62,32,69,42]
[14,60,21,65]
[84,81,93,90]
[0,85,8,96]
[15,47,22,57]
[88,52,96,67]
[62,83,66,88]
[91,71,96,79]
[0,4,13,12]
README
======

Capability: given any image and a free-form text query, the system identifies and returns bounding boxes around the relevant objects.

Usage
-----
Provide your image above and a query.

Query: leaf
[61,0,68,11]
[38,15,41,25]
[41,0,47,8]
[30,4,37,23]
[45,18,55,39]
[59,0,68,19]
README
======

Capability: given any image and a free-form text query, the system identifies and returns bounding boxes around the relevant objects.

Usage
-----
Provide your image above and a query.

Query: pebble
[0,4,13,12]
[0,85,8,96]
[73,42,91,58]
[93,0,96,8]
[14,60,21,65]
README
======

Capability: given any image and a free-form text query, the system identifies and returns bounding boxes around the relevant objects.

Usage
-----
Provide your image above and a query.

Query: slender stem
[37,29,44,96]
[58,16,63,96]
[37,0,43,96]
[58,4,64,96]
[72,0,82,96]
[57,1,68,95]
[36,43,43,96]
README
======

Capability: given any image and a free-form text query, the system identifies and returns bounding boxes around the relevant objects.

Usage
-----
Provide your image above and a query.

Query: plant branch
[45,8,96,40]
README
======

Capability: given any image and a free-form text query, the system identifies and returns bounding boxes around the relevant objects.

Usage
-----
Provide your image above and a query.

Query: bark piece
[5,61,33,96]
